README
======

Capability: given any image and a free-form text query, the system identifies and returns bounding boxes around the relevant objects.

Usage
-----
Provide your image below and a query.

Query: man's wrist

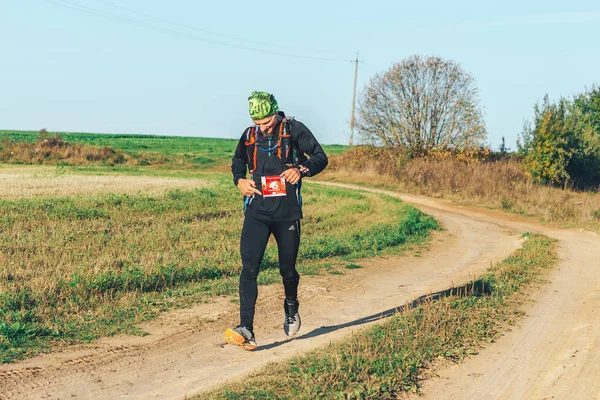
[297,165,309,178]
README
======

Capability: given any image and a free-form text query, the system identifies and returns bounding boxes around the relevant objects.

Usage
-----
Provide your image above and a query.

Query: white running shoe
[284,300,301,336]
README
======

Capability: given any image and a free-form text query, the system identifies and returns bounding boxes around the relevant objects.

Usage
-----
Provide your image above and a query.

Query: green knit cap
[248,91,279,120]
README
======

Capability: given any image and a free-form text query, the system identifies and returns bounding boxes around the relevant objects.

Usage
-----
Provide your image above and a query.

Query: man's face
[253,114,278,135]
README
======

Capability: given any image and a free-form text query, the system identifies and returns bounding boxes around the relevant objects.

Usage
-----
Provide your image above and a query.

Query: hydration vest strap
[245,116,296,175]
[252,142,258,173]
[245,126,258,173]
[277,120,284,159]
[278,116,294,160]
[296,179,302,207]
[258,143,279,152]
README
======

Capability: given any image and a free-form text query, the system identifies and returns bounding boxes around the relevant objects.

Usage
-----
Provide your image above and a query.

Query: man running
[225,91,328,350]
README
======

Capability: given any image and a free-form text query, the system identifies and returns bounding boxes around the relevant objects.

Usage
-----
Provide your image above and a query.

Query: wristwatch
[297,165,309,178]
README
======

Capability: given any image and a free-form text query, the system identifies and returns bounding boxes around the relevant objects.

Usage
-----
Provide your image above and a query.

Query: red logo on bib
[261,176,287,197]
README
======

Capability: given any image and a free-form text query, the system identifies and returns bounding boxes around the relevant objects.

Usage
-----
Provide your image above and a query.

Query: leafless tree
[358,55,487,153]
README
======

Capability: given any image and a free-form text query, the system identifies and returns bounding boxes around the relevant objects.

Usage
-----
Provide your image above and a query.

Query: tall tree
[522,97,574,186]
[574,85,600,136]
[358,55,487,153]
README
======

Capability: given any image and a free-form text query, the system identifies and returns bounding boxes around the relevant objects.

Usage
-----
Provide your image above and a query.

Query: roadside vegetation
[518,86,600,190]
[0,177,438,363]
[323,147,600,227]
[323,81,600,228]
[205,234,557,400]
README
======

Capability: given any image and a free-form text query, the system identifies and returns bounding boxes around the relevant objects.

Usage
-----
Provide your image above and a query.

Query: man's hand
[237,178,262,196]
[280,167,301,185]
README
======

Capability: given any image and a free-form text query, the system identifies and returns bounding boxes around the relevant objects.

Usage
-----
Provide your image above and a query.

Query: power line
[43,0,219,44]
[92,0,334,55]
[41,0,349,62]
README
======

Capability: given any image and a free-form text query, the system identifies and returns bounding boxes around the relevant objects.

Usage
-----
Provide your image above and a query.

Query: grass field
[0,130,357,362]
[0,130,348,173]
[0,166,209,198]
[205,234,558,399]
[0,170,438,363]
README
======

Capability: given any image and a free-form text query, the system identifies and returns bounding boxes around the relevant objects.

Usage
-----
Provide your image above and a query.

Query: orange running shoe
[225,326,257,351]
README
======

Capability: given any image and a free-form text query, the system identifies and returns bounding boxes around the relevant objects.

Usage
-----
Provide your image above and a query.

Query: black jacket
[231,112,328,221]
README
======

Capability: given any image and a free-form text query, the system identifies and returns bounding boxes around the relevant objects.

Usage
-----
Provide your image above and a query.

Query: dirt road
[1,183,598,399]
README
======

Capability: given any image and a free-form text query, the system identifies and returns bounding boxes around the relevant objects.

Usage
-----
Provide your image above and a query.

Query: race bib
[261,175,287,197]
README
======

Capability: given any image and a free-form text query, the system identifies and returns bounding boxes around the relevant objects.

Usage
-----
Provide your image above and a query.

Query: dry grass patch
[324,151,600,227]
[0,166,207,198]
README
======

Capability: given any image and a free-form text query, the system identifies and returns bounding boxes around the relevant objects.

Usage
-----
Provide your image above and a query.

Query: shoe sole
[225,329,257,351]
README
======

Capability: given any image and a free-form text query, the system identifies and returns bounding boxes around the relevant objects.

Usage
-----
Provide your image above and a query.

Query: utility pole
[349,53,360,146]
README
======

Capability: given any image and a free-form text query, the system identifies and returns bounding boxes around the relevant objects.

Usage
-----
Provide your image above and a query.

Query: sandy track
[412,217,600,400]
[0,183,598,399]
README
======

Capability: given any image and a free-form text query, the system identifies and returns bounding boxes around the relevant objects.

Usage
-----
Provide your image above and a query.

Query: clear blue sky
[1,0,599,148]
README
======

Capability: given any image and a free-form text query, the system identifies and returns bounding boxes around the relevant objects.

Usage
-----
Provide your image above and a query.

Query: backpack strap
[244,126,258,174]
[277,116,294,162]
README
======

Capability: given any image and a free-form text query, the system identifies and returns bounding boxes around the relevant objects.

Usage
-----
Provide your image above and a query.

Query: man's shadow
[256,280,491,352]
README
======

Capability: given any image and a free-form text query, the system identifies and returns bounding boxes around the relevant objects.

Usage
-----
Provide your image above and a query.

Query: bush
[519,88,600,189]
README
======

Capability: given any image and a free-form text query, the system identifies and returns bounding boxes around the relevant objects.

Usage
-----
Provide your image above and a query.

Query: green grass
[344,263,363,269]
[0,130,348,171]
[1,130,236,154]
[205,234,557,400]
[0,178,438,363]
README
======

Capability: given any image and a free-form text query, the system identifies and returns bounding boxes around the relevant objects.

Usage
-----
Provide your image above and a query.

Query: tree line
[518,88,600,189]
[357,55,600,190]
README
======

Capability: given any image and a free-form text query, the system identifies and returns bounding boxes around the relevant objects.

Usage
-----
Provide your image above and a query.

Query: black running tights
[239,216,300,330]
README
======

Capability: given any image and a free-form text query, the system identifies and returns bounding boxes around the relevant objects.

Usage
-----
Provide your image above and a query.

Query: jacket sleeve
[294,120,328,177]
[231,131,249,186]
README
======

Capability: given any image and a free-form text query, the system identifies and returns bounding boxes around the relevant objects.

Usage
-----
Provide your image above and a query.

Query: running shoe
[284,300,301,336]
[225,325,257,351]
